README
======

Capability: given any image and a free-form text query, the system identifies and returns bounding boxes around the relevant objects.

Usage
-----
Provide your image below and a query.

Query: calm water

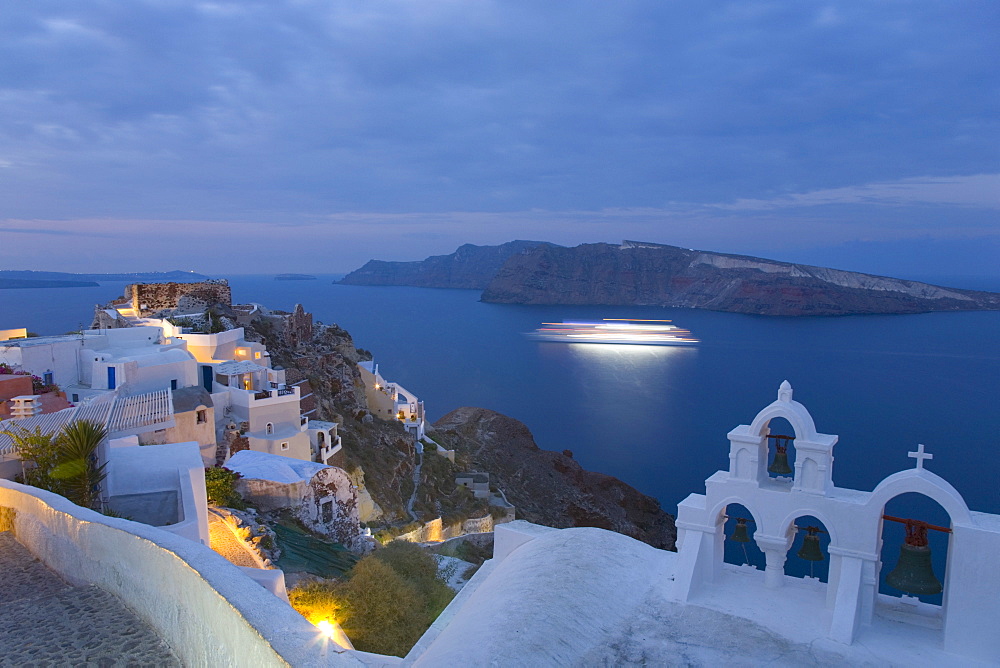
[2,276,998,518]
[4,275,998,597]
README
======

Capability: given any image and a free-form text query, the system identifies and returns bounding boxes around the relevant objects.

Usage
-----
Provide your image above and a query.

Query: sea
[2,274,998,595]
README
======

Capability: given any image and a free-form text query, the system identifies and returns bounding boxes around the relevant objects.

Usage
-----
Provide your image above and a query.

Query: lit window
[255,352,261,359]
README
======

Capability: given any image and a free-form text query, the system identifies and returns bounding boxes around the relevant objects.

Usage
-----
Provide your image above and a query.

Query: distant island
[274,273,317,280]
[0,270,211,285]
[339,240,1000,316]
[0,278,99,290]
[338,240,558,289]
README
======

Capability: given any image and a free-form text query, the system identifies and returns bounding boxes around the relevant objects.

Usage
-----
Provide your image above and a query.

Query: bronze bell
[886,543,942,596]
[730,518,751,543]
[768,443,793,476]
[797,532,824,562]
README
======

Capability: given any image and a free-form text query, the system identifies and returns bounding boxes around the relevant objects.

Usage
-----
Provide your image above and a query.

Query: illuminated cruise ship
[528,319,699,345]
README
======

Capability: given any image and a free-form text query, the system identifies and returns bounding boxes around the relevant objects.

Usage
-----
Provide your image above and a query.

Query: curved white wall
[0,480,389,667]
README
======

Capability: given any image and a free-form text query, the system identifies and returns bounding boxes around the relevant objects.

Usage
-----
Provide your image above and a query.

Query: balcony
[250,384,298,402]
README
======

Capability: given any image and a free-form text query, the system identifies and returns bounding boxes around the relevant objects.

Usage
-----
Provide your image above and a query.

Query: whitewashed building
[358,360,426,440]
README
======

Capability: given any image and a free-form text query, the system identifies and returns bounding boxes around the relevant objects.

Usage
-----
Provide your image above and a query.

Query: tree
[373,540,454,618]
[338,558,426,657]
[2,424,61,492]
[3,419,108,509]
[51,420,108,509]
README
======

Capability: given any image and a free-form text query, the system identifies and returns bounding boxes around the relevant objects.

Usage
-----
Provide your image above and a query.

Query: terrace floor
[0,531,180,666]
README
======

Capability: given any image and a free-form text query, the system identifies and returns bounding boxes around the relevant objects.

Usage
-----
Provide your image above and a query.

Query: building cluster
[0,283,370,551]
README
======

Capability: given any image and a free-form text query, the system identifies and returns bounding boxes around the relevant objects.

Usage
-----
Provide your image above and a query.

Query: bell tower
[672,381,1000,663]
[726,380,837,494]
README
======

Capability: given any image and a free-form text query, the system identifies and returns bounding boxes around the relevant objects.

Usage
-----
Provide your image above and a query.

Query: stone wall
[395,512,505,544]
[129,281,232,317]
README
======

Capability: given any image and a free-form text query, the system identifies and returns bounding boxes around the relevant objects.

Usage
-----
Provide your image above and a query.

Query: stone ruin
[129,280,232,318]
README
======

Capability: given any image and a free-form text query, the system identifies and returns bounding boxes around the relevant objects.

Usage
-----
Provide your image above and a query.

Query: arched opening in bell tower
[878,492,951,609]
[763,416,796,480]
[783,514,832,583]
[721,503,765,570]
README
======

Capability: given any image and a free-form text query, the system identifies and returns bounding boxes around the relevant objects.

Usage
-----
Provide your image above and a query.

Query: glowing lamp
[316,620,336,638]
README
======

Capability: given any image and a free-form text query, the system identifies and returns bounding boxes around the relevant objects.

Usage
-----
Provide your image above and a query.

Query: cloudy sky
[2,1,997,278]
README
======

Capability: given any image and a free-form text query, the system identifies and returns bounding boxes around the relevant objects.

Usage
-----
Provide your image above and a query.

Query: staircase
[0,531,180,665]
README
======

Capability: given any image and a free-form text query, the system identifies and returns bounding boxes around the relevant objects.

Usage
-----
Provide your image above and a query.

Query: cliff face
[432,407,676,550]
[338,240,558,289]
[480,242,1000,316]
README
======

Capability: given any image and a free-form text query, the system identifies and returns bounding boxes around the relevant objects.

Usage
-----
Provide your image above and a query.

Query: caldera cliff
[338,240,556,289]
[480,241,1000,316]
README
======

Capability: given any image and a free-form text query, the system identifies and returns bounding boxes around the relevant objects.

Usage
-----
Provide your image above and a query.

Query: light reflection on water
[558,342,696,388]
[535,342,699,458]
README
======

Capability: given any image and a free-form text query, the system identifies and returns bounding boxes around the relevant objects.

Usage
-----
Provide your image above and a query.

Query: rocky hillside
[431,408,676,550]
[480,241,1000,316]
[243,315,418,524]
[338,240,557,289]
[242,304,677,547]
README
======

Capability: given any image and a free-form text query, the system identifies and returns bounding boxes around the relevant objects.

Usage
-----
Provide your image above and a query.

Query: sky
[1,1,998,279]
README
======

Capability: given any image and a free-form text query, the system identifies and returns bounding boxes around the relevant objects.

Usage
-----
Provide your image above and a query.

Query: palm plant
[50,420,108,509]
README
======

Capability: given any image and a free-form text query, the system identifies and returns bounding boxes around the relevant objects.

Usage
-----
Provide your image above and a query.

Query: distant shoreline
[0,279,99,289]
[274,274,318,281]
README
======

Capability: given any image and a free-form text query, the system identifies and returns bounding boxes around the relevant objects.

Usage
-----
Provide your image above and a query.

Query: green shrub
[288,579,343,626]
[296,541,459,657]
[339,558,426,656]
[204,467,246,509]
[373,541,438,583]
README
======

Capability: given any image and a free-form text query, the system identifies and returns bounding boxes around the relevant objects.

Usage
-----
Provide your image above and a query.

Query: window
[170,379,178,391]
[280,441,289,451]
[72,394,79,403]
[254,352,261,360]
[196,409,207,424]
[43,371,53,386]
[266,422,274,435]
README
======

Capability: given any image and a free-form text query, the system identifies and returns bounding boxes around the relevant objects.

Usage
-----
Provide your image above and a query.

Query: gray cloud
[0,1,997,274]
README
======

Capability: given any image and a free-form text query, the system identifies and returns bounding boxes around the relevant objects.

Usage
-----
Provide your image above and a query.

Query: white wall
[0,338,80,389]
[106,441,210,546]
[0,480,383,666]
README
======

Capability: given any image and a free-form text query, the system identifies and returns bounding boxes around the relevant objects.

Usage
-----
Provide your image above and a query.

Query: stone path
[406,449,423,522]
[0,531,180,667]
[207,510,261,568]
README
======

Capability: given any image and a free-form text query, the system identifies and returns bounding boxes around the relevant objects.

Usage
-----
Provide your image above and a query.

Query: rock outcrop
[480,241,1000,316]
[432,407,676,550]
[338,240,558,289]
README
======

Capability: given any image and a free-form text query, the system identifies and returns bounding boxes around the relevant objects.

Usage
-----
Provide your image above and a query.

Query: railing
[276,387,294,396]
[253,389,272,400]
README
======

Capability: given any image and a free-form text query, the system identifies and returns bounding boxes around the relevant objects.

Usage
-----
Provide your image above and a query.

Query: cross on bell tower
[908,443,933,470]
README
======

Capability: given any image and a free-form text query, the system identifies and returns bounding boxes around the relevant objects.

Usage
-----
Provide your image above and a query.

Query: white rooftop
[0,388,174,454]
[411,523,994,666]
[226,450,328,485]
